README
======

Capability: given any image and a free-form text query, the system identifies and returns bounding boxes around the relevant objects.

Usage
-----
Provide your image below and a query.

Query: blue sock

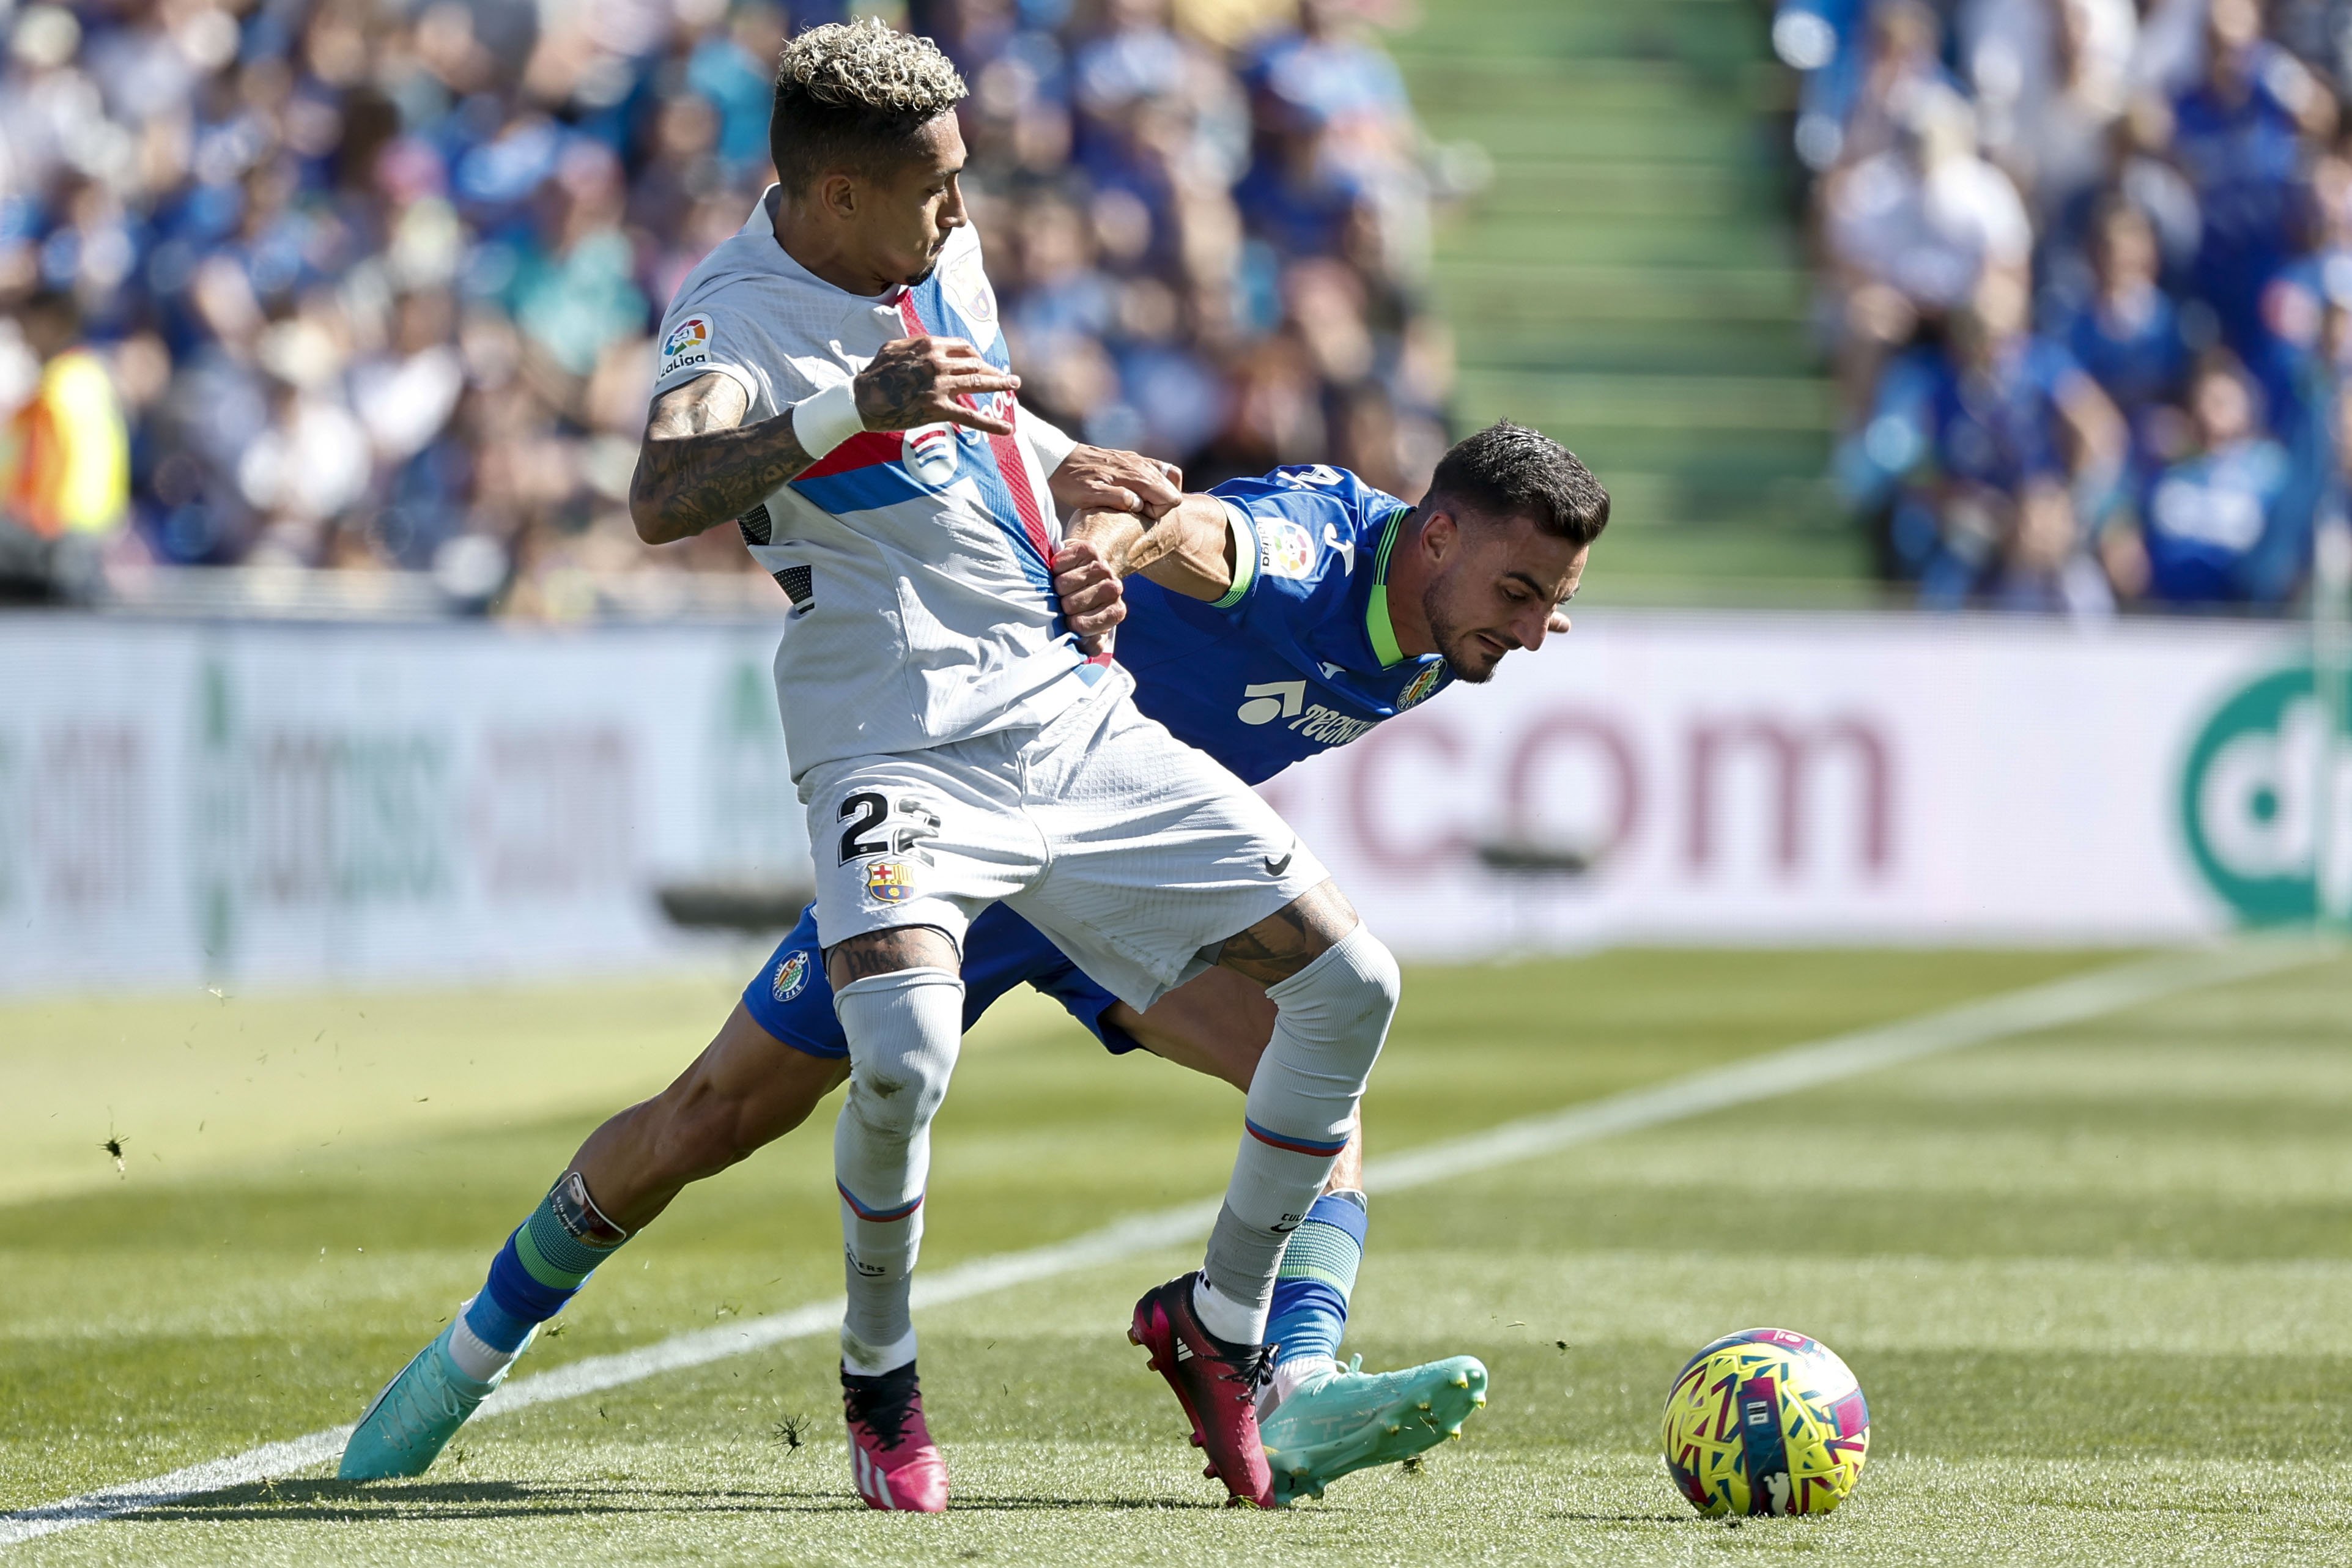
[1268,1191,1366,1370]
[461,1173,629,1356]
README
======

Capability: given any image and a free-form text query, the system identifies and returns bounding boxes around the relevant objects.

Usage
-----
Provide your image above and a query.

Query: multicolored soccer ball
[1660,1328,1869,1518]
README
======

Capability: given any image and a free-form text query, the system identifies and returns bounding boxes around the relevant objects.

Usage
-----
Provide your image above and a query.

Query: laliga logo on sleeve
[1258,519,1318,580]
[904,422,962,486]
[660,314,711,374]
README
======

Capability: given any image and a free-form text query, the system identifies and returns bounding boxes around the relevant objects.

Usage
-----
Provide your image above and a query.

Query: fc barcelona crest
[865,860,917,903]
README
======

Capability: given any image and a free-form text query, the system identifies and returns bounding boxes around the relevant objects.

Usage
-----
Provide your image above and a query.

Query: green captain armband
[1212,500,1258,609]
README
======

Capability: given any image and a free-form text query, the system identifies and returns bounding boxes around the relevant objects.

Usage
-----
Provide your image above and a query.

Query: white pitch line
[0,941,2318,1548]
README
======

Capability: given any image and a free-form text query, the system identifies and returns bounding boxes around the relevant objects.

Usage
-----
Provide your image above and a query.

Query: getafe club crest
[1397,660,1446,711]
[771,950,810,1002]
[865,860,917,903]
[904,422,961,485]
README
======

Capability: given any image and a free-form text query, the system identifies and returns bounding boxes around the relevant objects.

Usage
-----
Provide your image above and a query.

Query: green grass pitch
[5,947,2351,1565]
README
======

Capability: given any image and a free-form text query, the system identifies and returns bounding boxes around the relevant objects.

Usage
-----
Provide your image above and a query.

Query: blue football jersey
[1112,463,1452,785]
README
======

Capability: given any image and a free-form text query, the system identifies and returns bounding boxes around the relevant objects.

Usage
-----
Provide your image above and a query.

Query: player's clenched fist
[1049,445,1183,521]
[1052,535,1127,654]
[853,336,1019,435]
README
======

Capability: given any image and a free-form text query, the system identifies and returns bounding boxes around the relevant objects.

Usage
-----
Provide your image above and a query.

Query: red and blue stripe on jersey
[786,276,1056,602]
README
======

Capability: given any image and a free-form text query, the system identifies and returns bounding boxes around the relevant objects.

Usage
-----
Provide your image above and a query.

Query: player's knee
[843,1052,952,1144]
[834,969,963,1127]
[1284,924,1400,1059]
[1351,927,1402,1023]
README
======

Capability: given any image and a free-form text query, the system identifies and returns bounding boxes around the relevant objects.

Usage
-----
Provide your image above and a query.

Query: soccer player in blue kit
[342,419,1607,1506]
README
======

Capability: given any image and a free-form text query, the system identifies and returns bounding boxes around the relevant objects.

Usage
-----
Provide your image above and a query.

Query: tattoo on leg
[1216,904,1321,985]
[1216,881,1359,986]
[826,926,959,987]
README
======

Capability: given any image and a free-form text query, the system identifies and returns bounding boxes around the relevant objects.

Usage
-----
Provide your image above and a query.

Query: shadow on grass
[115,1477,1232,1524]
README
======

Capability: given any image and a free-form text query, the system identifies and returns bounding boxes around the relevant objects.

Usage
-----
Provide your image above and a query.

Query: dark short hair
[1426,420,1610,546]
[769,20,968,194]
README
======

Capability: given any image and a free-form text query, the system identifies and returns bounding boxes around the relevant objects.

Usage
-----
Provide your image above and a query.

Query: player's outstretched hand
[1052,536,1127,656]
[1050,445,1183,520]
[854,336,1019,435]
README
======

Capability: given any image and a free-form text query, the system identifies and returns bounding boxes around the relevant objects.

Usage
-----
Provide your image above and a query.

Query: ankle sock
[1191,1274,1269,1347]
[462,1171,629,1374]
[1267,1190,1365,1365]
[841,1325,919,1378]
[1260,1191,1365,1413]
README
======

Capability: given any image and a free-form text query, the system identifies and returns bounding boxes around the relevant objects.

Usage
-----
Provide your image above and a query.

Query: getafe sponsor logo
[660,314,712,376]
[1289,704,1375,747]
[1232,678,1375,747]
[771,950,810,1002]
[1258,519,1317,579]
[865,859,917,903]
[1397,660,1445,710]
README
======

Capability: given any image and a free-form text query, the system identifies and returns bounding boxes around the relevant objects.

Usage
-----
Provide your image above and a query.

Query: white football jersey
[652,188,1092,782]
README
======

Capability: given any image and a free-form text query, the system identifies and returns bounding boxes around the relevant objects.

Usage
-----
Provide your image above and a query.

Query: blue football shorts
[740,901,1141,1060]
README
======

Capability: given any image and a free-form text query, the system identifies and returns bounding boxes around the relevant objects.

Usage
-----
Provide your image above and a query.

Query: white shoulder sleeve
[1021,405,1078,474]
[651,288,773,415]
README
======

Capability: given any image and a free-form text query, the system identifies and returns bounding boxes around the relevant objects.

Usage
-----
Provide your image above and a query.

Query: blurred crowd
[1784,0,2352,611]
[0,0,1455,613]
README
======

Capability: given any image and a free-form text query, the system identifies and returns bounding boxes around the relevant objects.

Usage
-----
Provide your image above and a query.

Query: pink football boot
[1130,1273,1275,1508]
[841,1361,949,1512]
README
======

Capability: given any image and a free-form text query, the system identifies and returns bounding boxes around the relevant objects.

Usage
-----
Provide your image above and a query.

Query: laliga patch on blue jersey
[1258,519,1318,579]
[771,950,810,1002]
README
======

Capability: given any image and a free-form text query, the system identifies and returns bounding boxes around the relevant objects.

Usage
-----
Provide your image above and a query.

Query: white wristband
[791,379,867,460]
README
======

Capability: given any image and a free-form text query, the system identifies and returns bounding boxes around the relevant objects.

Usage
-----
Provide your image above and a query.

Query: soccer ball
[1660,1328,1869,1518]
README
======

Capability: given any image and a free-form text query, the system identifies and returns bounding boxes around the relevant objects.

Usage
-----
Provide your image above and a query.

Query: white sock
[1191,1275,1269,1346]
[832,969,965,1358]
[445,1298,527,1383]
[840,1325,919,1378]
[1201,927,1398,1317]
[1259,1352,1338,1419]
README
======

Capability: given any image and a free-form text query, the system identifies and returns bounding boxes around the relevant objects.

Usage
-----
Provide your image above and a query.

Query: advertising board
[0,612,2330,993]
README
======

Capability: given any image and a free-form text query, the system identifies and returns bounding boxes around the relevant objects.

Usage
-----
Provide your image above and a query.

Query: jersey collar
[1364,505,1411,667]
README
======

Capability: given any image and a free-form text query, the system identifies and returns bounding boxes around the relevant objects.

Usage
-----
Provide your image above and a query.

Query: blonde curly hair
[776,18,966,120]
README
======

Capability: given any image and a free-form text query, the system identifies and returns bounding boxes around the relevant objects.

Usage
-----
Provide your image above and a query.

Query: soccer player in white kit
[628,22,1399,1512]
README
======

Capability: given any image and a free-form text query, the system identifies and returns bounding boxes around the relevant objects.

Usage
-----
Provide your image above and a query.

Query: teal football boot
[339,1320,533,1480]
[1260,1353,1488,1506]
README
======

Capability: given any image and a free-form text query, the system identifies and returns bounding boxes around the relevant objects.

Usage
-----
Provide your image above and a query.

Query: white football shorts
[799,671,1327,1011]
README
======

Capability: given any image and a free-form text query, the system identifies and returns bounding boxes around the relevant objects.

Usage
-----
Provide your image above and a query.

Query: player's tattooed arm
[852,336,1019,435]
[629,372,802,545]
[630,339,1020,545]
